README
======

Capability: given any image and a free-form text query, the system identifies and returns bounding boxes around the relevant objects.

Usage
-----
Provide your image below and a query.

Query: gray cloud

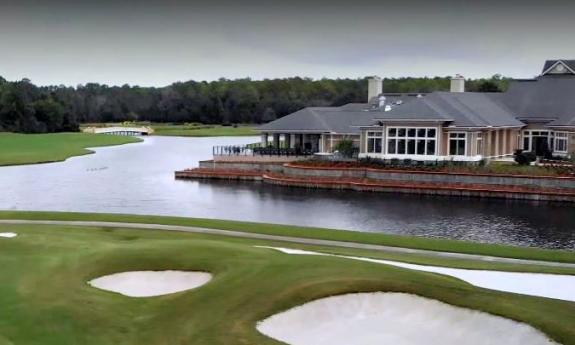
[1,0,574,86]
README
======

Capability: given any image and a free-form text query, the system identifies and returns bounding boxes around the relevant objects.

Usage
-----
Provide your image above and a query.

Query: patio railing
[213,145,315,157]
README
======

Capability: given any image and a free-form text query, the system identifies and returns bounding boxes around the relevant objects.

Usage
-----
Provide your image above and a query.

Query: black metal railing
[213,145,315,157]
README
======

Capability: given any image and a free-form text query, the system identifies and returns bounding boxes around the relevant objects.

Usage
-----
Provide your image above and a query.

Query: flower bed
[296,159,575,178]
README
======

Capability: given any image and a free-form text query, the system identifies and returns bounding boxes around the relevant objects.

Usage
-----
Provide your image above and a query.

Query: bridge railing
[82,126,153,136]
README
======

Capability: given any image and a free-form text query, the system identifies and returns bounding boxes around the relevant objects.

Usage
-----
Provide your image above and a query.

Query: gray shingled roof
[258,105,376,134]
[258,94,429,134]
[259,62,575,133]
[368,93,426,108]
[337,103,371,111]
[373,92,523,127]
[542,60,575,74]
[500,76,575,127]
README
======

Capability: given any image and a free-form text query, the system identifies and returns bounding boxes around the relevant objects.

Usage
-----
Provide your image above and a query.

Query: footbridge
[82,126,153,136]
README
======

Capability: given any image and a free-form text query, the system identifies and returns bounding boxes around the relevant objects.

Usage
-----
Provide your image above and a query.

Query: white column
[437,127,442,156]
[502,129,508,156]
[381,126,386,154]
[486,131,492,157]
[494,130,500,157]
[289,134,296,149]
[330,134,334,153]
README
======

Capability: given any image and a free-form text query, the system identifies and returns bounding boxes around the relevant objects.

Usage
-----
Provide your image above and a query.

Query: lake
[1,136,573,249]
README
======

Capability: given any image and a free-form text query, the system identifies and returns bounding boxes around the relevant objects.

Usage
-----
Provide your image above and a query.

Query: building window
[387,127,437,156]
[366,131,382,153]
[554,132,568,153]
[523,136,530,151]
[449,132,467,156]
[476,133,483,156]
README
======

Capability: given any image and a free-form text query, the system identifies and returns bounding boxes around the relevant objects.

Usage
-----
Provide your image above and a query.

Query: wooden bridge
[82,126,153,136]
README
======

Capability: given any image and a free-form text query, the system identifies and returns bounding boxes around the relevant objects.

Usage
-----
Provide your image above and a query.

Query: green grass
[151,123,257,137]
[0,211,574,264]
[0,222,573,345]
[483,161,572,177]
[0,133,141,166]
[81,122,258,137]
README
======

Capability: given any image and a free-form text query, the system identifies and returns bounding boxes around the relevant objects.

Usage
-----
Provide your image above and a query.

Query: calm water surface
[1,136,573,249]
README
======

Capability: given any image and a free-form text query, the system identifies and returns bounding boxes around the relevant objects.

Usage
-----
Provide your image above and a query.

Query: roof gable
[541,60,575,76]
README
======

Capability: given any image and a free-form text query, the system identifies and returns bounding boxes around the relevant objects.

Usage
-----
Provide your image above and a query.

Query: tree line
[0,75,508,133]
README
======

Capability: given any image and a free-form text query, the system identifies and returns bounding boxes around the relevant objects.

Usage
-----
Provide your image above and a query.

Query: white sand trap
[257,292,555,345]
[256,246,575,302]
[0,232,17,238]
[88,270,212,297]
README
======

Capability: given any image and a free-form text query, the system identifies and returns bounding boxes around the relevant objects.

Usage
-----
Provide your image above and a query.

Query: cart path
[1,219,574,269]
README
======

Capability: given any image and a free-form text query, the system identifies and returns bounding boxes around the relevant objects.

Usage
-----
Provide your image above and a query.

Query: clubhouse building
[258,59,575,161]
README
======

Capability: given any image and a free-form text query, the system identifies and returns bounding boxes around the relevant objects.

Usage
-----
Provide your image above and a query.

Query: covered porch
[259,132,323,153]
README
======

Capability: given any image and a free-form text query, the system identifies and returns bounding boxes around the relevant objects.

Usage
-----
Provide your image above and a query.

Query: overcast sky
[1,0,574,86]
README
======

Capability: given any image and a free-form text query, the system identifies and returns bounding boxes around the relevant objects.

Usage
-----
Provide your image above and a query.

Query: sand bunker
[257,246,575,302]
[88,270,212,297]
[0,232,17,238]
[257,292,555,345]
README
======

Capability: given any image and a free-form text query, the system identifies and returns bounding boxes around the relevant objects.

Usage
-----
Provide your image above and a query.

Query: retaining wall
[283,164,575,190]
[177,161,575,202]
[262,174,575,202]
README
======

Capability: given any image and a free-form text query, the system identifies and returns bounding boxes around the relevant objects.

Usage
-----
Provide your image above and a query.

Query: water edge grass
[0,133,141,166]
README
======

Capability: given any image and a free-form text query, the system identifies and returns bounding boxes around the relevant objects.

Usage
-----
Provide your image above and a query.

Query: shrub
[334,139,356,158]
[514,150,537,165]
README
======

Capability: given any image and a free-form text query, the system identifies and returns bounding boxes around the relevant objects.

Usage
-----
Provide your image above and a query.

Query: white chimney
[368,76,382,102]
[378,95,386,108]
[450,74,465,92]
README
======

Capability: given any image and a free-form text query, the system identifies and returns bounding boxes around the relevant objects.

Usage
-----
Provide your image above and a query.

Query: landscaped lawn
[0,133,141,166]
[151,123,257,137]
[0,219,573,345]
